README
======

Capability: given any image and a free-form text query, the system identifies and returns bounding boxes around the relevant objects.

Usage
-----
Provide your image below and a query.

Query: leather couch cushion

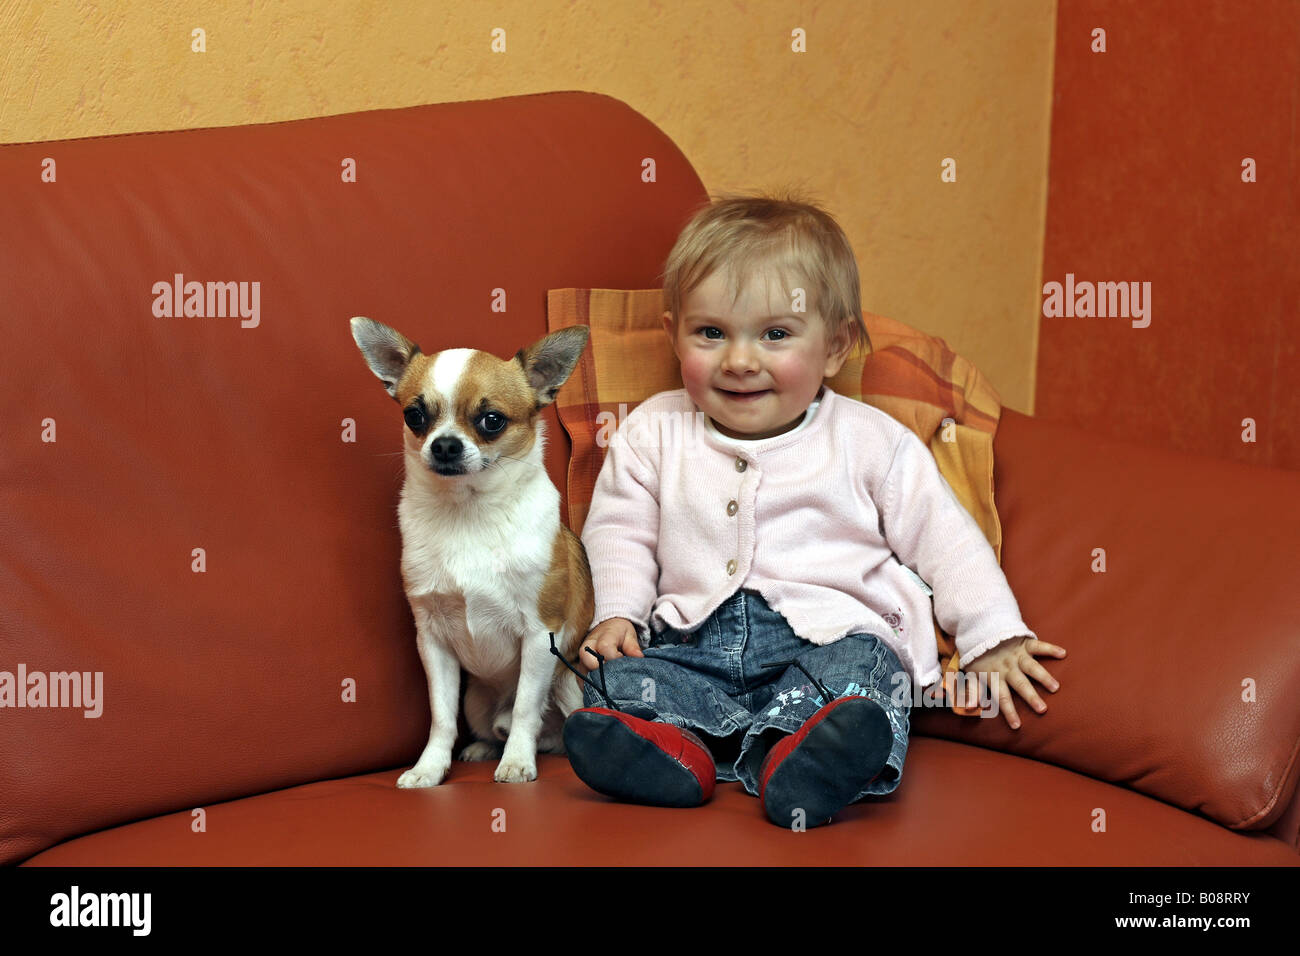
[22,744,1298,866]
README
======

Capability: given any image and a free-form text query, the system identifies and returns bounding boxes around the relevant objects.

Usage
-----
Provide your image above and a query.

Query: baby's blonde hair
[661,187,871,358]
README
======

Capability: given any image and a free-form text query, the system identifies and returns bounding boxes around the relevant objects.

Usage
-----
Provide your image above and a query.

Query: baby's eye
[766,328,789,341]
[699,326,723,340]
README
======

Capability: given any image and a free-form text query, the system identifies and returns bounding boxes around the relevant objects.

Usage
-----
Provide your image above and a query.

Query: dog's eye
[404,406,427,431]
[478,412,507,435]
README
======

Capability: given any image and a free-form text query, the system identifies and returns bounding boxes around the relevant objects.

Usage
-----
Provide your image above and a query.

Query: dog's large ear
[351,317,420,400]
[515,325,590,408]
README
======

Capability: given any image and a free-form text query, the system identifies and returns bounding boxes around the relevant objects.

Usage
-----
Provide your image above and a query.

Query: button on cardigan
[580,385,1036,689]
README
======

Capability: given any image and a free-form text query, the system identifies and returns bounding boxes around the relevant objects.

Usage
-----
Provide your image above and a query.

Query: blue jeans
[581,588,911,799]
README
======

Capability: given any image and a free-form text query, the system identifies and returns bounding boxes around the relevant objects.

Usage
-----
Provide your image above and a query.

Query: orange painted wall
[0,1,1057,415]
[1038,1,1299,469]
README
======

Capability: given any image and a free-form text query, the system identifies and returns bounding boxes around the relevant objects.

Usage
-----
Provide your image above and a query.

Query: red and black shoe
[758,696,893,828]
[563,708,716,808]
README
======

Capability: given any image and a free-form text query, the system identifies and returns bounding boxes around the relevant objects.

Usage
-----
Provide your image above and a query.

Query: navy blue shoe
[759,696,892,827]
[563,708,716,808]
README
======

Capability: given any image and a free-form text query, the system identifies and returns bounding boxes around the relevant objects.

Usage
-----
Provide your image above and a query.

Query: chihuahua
[351,317,594,786]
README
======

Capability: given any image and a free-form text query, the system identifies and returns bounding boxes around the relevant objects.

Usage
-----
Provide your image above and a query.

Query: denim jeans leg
[578,595,757,758]
[579,654,750,746]
[724,589,839,791]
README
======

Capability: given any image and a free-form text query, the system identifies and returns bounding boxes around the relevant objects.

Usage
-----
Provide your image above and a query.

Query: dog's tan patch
[539,526,595,660]
[452,350,540,458]
[394,352,434,411]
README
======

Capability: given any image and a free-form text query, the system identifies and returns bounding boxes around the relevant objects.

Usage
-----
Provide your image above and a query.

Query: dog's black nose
[430,436,463,462]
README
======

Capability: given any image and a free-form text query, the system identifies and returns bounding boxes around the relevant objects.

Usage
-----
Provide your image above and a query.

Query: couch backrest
[0,92,708,864]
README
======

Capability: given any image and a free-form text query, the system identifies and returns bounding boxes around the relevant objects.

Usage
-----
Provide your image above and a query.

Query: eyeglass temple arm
[759,659,835,703]
[548,631,621,712]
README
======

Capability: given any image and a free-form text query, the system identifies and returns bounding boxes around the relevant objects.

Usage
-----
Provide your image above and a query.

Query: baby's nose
[722,343,759,371]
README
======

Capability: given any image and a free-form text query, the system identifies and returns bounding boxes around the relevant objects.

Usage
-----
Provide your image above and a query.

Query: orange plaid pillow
[546,288,1007,713]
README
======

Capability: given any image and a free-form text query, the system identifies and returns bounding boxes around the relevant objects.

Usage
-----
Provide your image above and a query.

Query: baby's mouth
[717,387,770,401]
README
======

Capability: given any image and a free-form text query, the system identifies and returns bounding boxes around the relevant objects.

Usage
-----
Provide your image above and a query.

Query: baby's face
[664,264,849,440]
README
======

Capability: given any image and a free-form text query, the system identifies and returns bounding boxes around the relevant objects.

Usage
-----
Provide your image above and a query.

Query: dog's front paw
[397,763,450,788]
[494,758,538,783]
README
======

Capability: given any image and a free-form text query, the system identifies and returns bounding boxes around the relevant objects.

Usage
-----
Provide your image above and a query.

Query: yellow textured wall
[0,0,1055,412]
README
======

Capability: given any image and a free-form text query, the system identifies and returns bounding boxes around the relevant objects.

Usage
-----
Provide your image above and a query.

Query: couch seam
[1227,728,1300,831]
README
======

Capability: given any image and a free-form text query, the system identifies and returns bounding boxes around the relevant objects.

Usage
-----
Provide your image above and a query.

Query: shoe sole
[763,697,893,827]
[563,710,706,808]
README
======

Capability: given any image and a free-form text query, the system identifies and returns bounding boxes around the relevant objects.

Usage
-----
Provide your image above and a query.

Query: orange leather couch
[3,92,1298,866]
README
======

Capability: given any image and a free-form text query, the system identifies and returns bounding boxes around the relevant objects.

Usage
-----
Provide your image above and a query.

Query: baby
[561,191,1067,828]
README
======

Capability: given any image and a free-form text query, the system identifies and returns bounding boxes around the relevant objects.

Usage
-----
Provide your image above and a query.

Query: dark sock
[752,726,787,764]
[695,729,746,768]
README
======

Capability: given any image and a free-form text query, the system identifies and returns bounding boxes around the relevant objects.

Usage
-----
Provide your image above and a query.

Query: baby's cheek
[677,354,713,396]
[771,351,823,382]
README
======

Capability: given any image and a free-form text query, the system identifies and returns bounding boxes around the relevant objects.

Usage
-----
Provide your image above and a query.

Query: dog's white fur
[351,318,593,787]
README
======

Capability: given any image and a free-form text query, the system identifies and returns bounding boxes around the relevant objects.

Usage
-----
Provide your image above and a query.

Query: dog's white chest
[410,587,526,680]
[399,492,553,682]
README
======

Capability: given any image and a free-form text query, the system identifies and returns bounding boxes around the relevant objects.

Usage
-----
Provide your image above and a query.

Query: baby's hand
[962,636,1066,730]
[577,617,645,674]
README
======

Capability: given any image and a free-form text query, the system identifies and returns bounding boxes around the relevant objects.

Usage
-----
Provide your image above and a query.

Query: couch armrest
[912,408,1300,837]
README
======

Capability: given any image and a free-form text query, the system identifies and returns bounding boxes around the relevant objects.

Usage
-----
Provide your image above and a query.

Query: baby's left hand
[962,636,1067,730]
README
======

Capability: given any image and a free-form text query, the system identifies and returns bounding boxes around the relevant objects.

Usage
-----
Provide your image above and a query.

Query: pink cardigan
[580,386,1036,689]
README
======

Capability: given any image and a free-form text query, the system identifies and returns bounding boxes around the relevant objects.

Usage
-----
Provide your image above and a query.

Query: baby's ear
[823,321,855,377]
[662,310,680,353]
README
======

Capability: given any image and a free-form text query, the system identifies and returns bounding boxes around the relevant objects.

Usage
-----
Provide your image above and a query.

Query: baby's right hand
[578,617,645,674]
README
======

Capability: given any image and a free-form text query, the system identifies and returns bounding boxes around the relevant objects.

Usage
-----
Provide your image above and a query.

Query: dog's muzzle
[428,435,469,475]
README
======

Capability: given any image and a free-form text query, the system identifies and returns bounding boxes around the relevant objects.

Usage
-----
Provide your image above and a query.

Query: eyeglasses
[548,632,837,712]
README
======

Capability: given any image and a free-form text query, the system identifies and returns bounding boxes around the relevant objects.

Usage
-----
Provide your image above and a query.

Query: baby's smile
[717,386,771,402]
